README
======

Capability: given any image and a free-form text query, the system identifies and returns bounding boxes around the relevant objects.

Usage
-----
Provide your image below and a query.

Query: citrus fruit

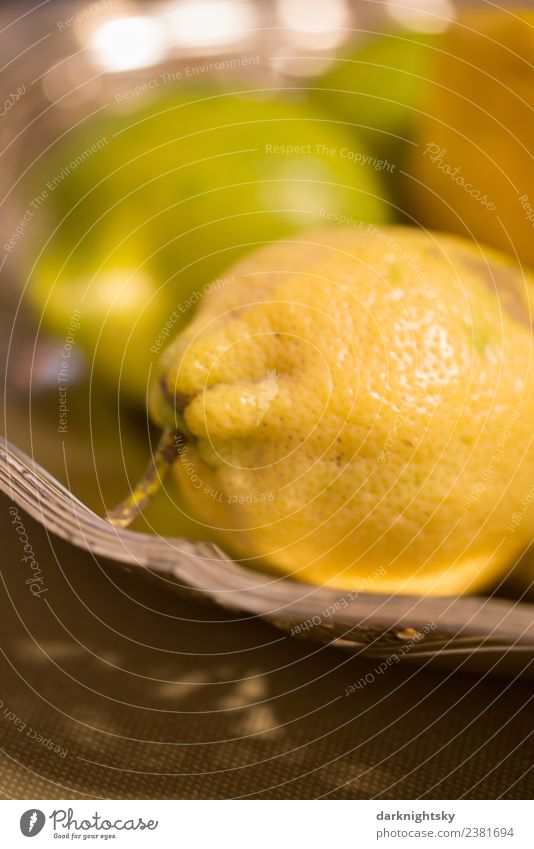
[311,30,438,159]
[124,224,534,596]
[24,88,390,402]
[410,9,534,267]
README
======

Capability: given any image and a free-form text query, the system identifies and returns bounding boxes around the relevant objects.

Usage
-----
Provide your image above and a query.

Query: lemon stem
[106,428,186,529]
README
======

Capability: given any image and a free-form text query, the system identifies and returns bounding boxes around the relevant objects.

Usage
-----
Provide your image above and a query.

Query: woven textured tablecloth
[1,494,533,800]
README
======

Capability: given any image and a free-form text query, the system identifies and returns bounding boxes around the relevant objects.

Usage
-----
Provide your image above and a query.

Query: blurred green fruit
[311,30,438,158]
[25,87,391,402]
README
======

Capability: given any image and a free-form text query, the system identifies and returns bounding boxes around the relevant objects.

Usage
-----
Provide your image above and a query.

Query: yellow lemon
[410,9,534,267]
[120,226,534,596]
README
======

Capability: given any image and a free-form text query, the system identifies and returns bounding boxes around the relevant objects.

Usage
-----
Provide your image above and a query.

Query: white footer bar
[1,800,531,848]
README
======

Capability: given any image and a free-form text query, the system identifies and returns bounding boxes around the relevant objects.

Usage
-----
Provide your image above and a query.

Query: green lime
[25,87,391,402]
[311,30,439,158]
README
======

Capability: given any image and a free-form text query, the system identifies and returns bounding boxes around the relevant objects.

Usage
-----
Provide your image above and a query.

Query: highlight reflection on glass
[385,0,455,33]
[89,15,168,72]
[276,0,350,48]
[164,0,257,48]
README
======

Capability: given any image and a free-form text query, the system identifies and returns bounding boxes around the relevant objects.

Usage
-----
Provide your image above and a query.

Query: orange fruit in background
[410,9,534,268]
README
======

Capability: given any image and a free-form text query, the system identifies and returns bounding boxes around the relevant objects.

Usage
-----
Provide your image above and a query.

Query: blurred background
[1,0,534,799]
[3,0,534,530]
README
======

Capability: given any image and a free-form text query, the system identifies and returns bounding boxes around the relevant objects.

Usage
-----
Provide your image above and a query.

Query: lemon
[24,88,390,402]
[410,9,534,267]
[311,29,438,159]
[136,225,534,596]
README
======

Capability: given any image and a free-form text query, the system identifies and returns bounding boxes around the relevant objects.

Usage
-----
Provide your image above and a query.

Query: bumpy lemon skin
[150,225,534,595]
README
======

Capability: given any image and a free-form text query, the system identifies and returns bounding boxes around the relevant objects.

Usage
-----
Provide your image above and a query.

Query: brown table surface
[1,494,533,800]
